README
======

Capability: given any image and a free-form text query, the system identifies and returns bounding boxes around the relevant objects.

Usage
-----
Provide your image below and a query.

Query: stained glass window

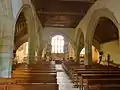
[51,35,64,53]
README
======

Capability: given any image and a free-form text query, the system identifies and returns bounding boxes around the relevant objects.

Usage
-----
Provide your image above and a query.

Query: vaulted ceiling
[31,0,96,28]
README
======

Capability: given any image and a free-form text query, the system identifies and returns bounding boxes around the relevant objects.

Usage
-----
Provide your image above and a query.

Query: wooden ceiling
[31,0,96,28]
[94,17,118,44]
[31,0,119,43]
[14,12,28,50]
[15,12,28,43]
[15,1,118,45]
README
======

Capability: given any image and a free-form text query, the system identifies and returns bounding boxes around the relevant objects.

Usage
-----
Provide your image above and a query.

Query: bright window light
[51,35,64,53]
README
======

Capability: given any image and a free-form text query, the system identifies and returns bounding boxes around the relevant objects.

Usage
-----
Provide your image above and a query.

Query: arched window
[51,35,64,53]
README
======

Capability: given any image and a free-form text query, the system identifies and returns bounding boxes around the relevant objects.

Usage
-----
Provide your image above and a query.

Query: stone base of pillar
[28,56,35,64]
[0,53,12,78]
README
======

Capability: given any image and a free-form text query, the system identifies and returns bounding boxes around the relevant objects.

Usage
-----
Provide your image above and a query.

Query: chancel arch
[50,35,65,61]
[40,31,76,63]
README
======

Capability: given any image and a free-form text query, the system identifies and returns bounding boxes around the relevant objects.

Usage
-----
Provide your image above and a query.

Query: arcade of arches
[0,0,120,90]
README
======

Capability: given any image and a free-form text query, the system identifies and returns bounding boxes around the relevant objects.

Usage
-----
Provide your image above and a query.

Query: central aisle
[56,64,79,90]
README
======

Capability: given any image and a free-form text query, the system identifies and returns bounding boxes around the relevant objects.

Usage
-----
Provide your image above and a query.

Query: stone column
[118,24,120,49]
[24,7,36,64]
[0,0,14,77]
[84,40,92,65]
[37,46,43,61]
[37,50,42,60]
[74,40,82,64]
[28,38,36,64]
[74,49,80,63]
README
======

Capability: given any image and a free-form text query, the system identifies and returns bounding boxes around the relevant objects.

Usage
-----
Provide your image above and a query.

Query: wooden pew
[80,74,120,90]
[7,83,58,90]
[0,77,58,90]
[13,78,57,83]
[70,65,120,80]
[71,68,119,82]
[63,62,120,82]
[0,78,15,84]
[12,72,56,76]
[97,85,120,90]
[15,67,56,71]
[12,73,57,83]
[13,70,56,74]
[0,85,6,90]
[73,70,120,87]
[7,62,59,90]
[62,62,83,79]
[82,80,120,90]
[62,62,120,88]
[14,62,56,71]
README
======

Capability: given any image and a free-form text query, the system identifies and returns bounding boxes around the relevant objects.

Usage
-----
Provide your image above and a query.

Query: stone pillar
[74,49,80,63]
[37,46,43,61]
[28,38,36,64]
[0,0,14,77]
[24,7,37,64]
[37,51,42,60]
[74,41,82,64]
[84,40,92,65]
[118,24,120,49]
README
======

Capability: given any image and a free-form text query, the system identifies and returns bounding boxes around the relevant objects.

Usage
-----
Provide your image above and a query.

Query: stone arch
[74,28,84,62]
[86,8,119,43]
[15,4,36,35]
[14,4,37,64]
[85,8,119,65]
[76,28,84,52]
[42,31,76,57]
[50,32,76,60]
[51,35,64,53]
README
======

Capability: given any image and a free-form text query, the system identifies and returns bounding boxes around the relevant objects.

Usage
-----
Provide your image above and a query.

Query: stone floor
[56,64,79,90]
